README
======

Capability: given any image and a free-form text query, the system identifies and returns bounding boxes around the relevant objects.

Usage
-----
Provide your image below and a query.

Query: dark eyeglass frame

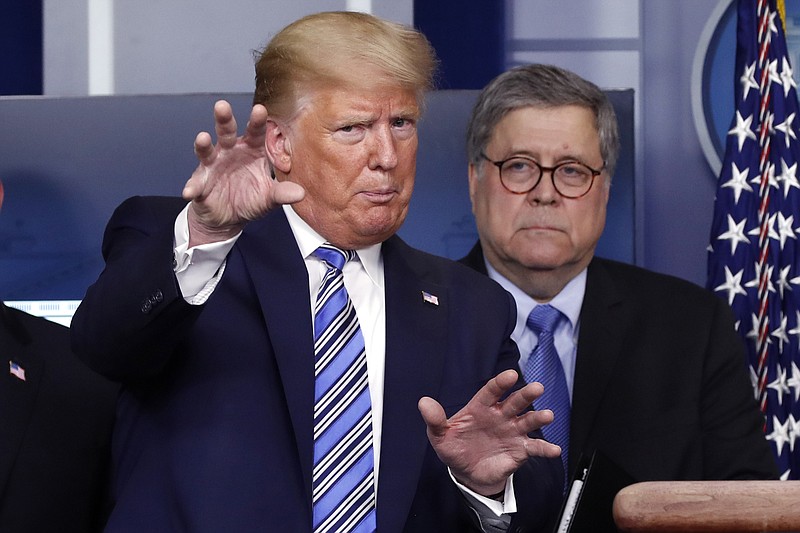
[480,152,605,199]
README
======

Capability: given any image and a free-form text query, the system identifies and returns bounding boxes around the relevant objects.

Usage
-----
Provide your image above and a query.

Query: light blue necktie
[524,304,570,488]
[312,244,376,533]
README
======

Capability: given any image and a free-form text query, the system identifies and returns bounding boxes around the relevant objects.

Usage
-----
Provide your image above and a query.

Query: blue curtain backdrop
[1,0,42,95]
[413,0,505,89]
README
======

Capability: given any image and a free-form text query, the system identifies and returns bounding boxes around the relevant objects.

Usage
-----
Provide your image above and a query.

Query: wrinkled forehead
[490,105,600,149]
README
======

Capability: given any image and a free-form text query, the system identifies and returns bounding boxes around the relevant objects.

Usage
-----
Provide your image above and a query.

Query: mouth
[361,188,398,204]
[523,222,558,231]
[522,223,562,234]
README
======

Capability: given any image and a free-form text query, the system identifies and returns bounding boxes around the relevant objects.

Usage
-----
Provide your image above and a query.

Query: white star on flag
[722,163,754,203]
[728,110,757,150]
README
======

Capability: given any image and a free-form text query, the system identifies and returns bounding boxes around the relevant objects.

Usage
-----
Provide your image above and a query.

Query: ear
[265,118,292,174]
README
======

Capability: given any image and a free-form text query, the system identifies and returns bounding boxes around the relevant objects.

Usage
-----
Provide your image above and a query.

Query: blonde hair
[253,11,438,119]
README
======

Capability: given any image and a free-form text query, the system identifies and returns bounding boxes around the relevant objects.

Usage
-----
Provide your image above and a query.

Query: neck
[487,257,584,303]
[507,269,570,303]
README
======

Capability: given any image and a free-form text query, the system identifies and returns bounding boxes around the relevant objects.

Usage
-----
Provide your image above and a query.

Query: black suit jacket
[71,196,563,533]
[461,243,778,483]
[0,303,118,532]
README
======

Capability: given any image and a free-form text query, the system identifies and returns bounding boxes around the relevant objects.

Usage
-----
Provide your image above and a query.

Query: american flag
[421,291,439,306]
[707,0,800,479]
[8,360,25,381]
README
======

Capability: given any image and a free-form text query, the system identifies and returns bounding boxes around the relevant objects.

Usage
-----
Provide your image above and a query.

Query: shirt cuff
[450,469,517,516]
[173,204,240,304]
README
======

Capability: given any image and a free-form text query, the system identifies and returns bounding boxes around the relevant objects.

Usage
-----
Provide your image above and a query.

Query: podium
[612,481,800,532]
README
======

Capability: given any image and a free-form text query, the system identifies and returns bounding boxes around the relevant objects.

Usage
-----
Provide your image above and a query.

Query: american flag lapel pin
[421,291,439,306]
[9,360,26,381]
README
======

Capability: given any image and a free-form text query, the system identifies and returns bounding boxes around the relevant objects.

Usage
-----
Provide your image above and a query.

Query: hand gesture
[182,100,305,246]
[418,369,562,497]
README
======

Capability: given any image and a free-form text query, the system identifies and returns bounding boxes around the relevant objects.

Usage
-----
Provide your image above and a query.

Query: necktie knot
[526,304,561,336]
[313,243,355,272]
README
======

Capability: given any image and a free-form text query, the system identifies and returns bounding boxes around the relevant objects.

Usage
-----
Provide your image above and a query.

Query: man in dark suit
[460,63,778,492]
[0,180,118,532]
[70,12,563,533]
[0,303,117,532]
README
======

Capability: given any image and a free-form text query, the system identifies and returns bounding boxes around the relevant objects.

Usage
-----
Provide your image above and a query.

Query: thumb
[418,396,448,439]
[270,180,305,206]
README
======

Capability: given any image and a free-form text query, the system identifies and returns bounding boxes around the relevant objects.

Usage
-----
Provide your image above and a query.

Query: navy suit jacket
[72,197,562,533]
[461,242,778,483]
[0,303,118,532]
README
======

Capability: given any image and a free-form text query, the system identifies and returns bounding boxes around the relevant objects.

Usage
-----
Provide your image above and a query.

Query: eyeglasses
[480,153,604,199]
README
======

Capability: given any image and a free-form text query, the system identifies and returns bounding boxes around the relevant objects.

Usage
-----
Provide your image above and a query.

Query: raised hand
[418,369,562,497]
[182,100,305,246]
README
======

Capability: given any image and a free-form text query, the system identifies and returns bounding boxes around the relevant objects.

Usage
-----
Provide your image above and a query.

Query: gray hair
[466,64,619,176]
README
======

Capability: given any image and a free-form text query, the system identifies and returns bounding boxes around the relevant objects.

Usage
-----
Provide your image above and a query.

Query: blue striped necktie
[312,244,377,533]
[524,304,570,489]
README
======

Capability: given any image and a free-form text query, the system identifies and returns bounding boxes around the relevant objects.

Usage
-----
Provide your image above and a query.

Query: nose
[527,169,559,204]
[369,125,398,171]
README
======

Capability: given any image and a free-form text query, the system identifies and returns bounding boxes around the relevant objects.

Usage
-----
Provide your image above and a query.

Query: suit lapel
[570,259,627,474]
[459,241,489,275]
[236,210,317,502]
[0,306,44,495]
[237,222,451,529]
[377,237,448,532]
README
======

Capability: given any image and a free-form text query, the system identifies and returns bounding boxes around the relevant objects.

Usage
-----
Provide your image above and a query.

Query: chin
[342,221,395,248]
[360,211,406,235]
[362,225,400,244]
[518,253,567,271]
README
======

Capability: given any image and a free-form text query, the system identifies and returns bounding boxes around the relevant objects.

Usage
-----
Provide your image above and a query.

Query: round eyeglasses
[481,153,604,199]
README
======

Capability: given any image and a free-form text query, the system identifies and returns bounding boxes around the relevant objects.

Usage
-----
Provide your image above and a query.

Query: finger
[500,381,544,417]
[418,396,448,439]
[213,100,238,149]
[516,408,554,434]
[524,436,562,459]
[243,105,268,150]
[472,369,520,408]
[269,181,306,206]
[194,131,216,166]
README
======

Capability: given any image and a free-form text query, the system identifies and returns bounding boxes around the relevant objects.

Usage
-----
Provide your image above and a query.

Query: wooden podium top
[613,481,800,532]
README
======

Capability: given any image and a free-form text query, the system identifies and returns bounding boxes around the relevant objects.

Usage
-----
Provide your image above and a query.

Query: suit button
[141,289,163,313]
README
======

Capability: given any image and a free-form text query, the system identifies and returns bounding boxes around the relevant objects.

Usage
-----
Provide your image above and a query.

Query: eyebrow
[336,112,376,124]
[503,150,589,163]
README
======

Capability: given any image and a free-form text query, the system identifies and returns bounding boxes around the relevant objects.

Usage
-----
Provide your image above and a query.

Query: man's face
[277,82,420,249]
[469,105,609,288]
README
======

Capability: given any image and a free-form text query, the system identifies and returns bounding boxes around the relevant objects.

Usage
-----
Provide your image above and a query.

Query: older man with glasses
[460,63,778,523]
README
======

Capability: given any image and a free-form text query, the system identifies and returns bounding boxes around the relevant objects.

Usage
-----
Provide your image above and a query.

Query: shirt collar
[485,258,587,333]
[282,204,383,286]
